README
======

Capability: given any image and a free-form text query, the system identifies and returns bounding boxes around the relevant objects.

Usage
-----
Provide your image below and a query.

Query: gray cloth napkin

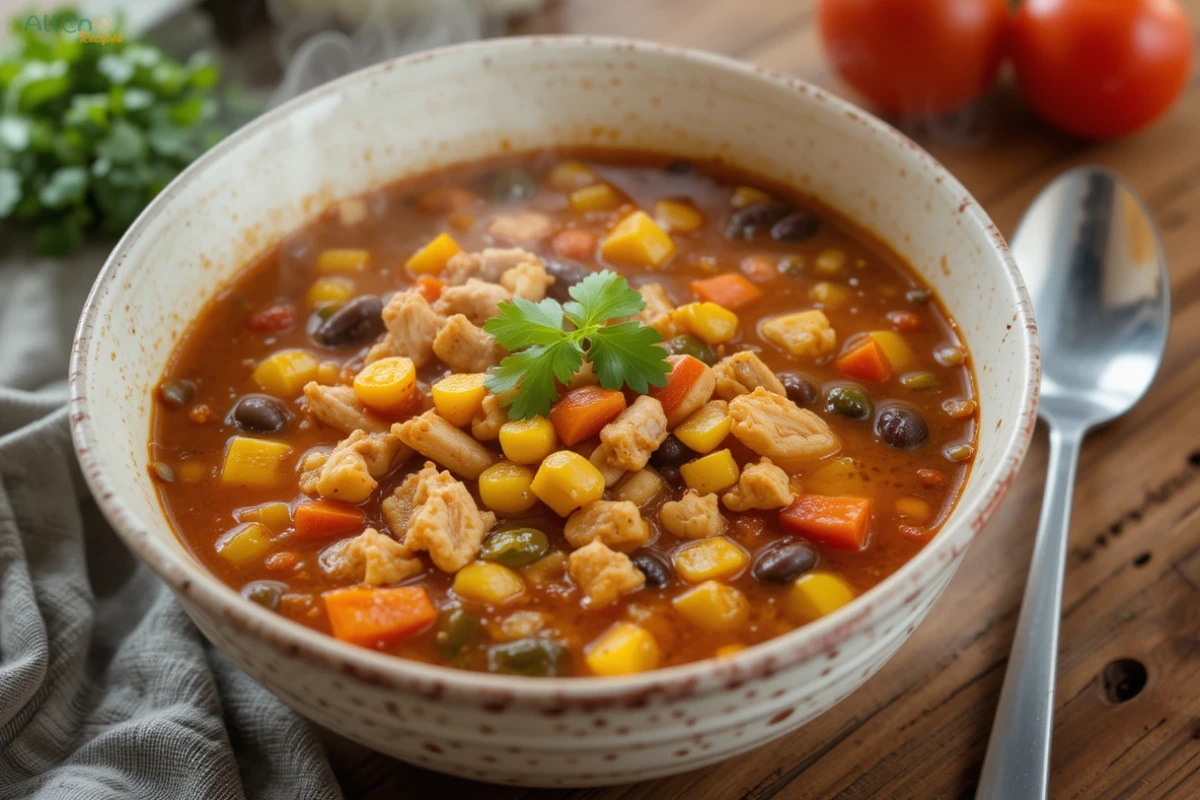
[0,248,344,800]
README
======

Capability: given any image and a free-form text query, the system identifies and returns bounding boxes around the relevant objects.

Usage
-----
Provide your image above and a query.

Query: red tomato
[1012,0,1194,139]
[817,0,1010,115]
[247,304,294,333]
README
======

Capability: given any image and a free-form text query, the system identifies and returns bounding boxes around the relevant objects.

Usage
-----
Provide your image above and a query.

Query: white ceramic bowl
[69,37,1038,787]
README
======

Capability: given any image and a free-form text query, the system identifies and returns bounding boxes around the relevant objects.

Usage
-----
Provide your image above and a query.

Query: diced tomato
[552,228,597,261]
[248,304,295,333]
[780,494,873,550]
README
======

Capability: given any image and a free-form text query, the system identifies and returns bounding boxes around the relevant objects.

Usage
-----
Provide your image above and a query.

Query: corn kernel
[236,501,292,532]
[671,302,739,345]
[305,276,355,307]
[810,281,852,309]
[672,581,750,632]
[654,199,704,233]
[814,248,847,275]
[585,623,661,676]
[680,449,740,495]
[499,415,558,465]
[547,160,598,191]
[530,450,606,516]
[453,562,525,605]
[895,496,932,524]
[731,186,771,207]
[675,536,749,583]
[216,522,273,566]
[316,361,342,385]
[786,572,856,622]
[431,372,489,427]
[252,350,319,397]
[316,249,369,274]
[803,457,867,496]
[221,437,292,487]
[352,357,417,414]
[600,211,675,268]
[405,232,461,275]
[673,402,731,454]
[177,461,209,484]
[569,183,622,213]
[478,461,538,515]
[715,643,746,658]
[868,331,916,371]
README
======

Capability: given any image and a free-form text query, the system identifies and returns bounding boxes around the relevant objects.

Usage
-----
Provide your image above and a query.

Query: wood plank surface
[310,1,1200,797]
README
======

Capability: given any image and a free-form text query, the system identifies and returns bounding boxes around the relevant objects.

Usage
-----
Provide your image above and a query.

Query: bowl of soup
[69,37,1038,786]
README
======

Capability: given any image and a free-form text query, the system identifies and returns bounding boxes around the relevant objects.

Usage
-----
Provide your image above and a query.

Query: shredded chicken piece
[728,387,840,469]
[500,261,555,302]
[598,396,668,472]
[303,382,388,434]
[568,540,645,608]
[491,610,548,642]
[634,282,677,338]
[432,279,511,327]
[298,429,409,503]
[373,290,445,368]
[442,247,538,285]
[487,211,553,244]
[659,490,725,539]
[564,500,650,552]
[393,413,498,480]
[713,351,787,401]
[722,458,795,512]
[382,461,496,572]
[433,314,505,373]
[321,527,423,585]
[470,392,508,441]
[761,310,837,359]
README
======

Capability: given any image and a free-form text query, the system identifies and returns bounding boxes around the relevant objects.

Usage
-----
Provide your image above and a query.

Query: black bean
[906,288,931,305]
[665,159,694,175]
[483,166,537,204]
[231,394,291,434]
[488,638,572,677]
[725,202,794,240]
[752,540,817,584]
[875,404,929,449]
[631,551,672,588]
[770,210,820,242]
[157,379,196,409]
[314,295,384,347]
[779,372,820,408]
[544,259,593,303]
[650,434,696,470]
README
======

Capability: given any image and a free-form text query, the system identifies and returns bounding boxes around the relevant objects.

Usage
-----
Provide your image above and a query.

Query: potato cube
[613,469,664,506]
[585,622,661,676]
[672,302,738,345]
[216,522,272,566]
[251,350,319,397]
[305,276,354,307]
[672,580,750,632]
[761,310,837,358]
[236,501,292,532]
[499,415,558,465]
[405,232,462,275]
[786,572,856,622]
[221,437,292,487]
[569,183,622,213]
[600,211,675,268]
[895,496,932,524]
[674,402,732,454]
[548,160,598,191]
[868,330,916,372]
[530,450,606,516]
[431,372,489,427]
[478,461,538,515]
[654,199,704,233]
[679,449,740,495]
[453,562,525,605]
[803,457,867,496]
[352,356,417,413]
[315,249,369,274]
[674,536,749,583]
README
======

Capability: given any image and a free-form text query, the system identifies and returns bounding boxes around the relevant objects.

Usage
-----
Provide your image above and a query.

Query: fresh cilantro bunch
[484,270,673,419]
[0,8,243,254]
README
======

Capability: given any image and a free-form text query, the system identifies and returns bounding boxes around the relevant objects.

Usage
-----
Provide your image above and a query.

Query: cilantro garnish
[484,270,672,419]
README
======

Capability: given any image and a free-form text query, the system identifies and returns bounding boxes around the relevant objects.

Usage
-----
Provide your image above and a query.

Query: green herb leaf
[490,340,583,420]
[485,297,565,351]
[562,270,645,329]
[587,320,672,393]
[38,165,87,208]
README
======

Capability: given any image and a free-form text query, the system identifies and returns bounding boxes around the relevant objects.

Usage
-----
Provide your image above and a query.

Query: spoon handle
[976,423,1084,800]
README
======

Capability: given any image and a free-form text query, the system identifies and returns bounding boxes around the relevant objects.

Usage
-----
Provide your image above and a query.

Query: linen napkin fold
[0,250,343,800]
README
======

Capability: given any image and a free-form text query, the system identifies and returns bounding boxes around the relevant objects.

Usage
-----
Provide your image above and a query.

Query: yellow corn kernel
[216,522,273,566]
[499,415,558,465]
[673,402,731,454]
[786,572,856,622]
[671,302,739,345]
[478,461,538,515]
[448,212,475,231]
[221,437,292,487]
[674,536,749,583]
[176,461,209,484]
[803,457,867,496]
[731,186,771,207]
[252,350,319,397]
[453,562,525,605]
[895,496,932,524]
[569,183,622,213]
[654,199,704,233]
[431,373,489,427]
[522,550,568,585]
[810,281,852,309]
[672,580,750,632]
[868,330,916,372]
[814,248,847,275]
[316,361,342,385]
[236,501,291,532]
[352,357,417,413]
[548,160,598,191]
[530,450,605,516]
[585,623,661,676]
[680,449,740,495]
[600,211,675,268]
[715,643,746,658]
[305,276,355,307]
[405,232,461,275]
[316,249,369,274]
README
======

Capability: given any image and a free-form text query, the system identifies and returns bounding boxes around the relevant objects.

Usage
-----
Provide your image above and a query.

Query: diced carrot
[835,338,892,382]
[648,354,707,420]
[294,500,366,540]
[413,275,445,302]
[886,310,923,332]
[323,586,437,647]
[552,228,597,261]
[691,273,765,309]
[549,386,628,446]
[780,495,873,550]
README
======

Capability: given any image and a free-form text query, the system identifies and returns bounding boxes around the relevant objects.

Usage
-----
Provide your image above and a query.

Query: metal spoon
[976,167,1170,799]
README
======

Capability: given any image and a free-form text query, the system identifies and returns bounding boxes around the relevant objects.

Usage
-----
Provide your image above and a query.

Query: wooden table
[320,2,1200,797]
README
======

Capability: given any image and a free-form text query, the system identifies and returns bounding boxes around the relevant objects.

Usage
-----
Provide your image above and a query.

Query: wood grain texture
[323,1,1200,797]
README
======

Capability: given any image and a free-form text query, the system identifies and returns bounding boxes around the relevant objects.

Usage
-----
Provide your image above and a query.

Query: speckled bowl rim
[69,36,1039,702]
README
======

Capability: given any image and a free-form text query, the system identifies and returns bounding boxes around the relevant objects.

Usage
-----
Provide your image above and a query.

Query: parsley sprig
[484,270,672,420]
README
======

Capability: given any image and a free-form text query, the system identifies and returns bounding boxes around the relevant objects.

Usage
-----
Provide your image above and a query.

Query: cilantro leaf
[488,339,583,420]
[484,297,565,351]
[587,321,671,393]
[563,271,645,329]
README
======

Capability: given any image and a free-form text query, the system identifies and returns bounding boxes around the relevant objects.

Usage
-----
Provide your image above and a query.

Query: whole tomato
[817,0,1010,116]
[1012,0,1194,139]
